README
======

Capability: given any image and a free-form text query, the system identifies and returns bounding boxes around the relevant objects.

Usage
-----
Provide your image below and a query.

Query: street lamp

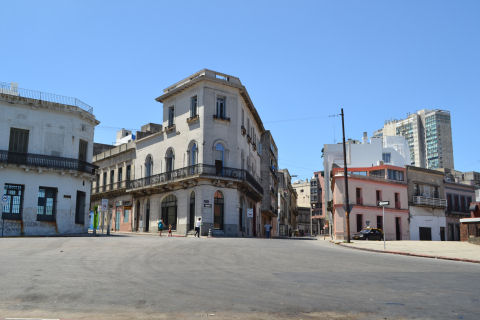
[378,200,389,250]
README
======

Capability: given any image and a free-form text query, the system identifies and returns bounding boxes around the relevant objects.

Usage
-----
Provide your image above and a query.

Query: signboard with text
[247,208,254,218]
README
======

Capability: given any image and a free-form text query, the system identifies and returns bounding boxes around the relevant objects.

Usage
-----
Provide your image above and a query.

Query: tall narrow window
[37,187,57,221]
[79,139,88,162]
[118,167,123,183]
[110,169,114,186]
[395,192,400,209]
[165,148,174,172]
[190,143,198,167]
[145,155,153,177]
[214,191,224,230]
[168,106,175,127]
[2,184,24,220]
[126,165,131,181]
[9,128,29,153]
[216,96,226,118]
[8,128,29,165]
[356,188,362,205]
[103,172,107,191]
[376,190,382,204]
[75,191,86,224]
[215,143,225,175]
[241,109,244,126]
[190,96,198,117]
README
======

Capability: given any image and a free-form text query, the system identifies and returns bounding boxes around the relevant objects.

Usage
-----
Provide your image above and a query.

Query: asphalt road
[0,235,478,320]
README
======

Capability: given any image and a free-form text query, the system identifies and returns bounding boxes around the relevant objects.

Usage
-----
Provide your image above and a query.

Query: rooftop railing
[0,81,93,114]
[0,150,96,175]
[127,163,263,195]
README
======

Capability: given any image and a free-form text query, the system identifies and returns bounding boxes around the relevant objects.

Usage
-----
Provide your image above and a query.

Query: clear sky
[1,0,479,180]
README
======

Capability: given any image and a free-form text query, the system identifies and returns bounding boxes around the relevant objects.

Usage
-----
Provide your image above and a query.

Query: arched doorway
[189,191,195,231]
[214,191,224,230]
[161,194,177,230]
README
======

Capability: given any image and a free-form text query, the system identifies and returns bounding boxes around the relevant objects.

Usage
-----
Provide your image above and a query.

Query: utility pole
[341,108,351,243]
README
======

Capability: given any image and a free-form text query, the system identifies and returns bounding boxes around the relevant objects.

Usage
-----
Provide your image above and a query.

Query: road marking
[5,318,60,320]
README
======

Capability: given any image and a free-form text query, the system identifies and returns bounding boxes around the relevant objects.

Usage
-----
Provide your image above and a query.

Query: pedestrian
[264,222,271,238]
[195,217,202,238]
[168,224,172,237]
[158,219,164,236]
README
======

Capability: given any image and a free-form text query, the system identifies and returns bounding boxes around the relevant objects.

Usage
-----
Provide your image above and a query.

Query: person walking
[168,224,173,237]
[195,217,202,238]
[264,222,271,239]
[158,219,164,236]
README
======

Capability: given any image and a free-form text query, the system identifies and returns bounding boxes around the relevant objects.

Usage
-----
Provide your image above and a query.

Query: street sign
[378,201,390,206]
[247,208,253,218]
[1,195,8,206]
[101,199,108,211]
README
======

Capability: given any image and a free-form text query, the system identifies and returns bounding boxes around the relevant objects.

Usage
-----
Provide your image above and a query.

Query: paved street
[0,236,479,320]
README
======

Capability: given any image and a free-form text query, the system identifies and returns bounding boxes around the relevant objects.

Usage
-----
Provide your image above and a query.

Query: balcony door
[8,128,29,164]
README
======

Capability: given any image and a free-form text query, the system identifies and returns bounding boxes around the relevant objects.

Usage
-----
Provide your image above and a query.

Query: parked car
[352,228,383,240]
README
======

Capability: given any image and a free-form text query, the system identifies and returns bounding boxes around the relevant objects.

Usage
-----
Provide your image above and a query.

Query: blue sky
[1,0,479,179]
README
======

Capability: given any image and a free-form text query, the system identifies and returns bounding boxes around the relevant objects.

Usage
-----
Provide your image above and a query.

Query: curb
[337,243,480,264]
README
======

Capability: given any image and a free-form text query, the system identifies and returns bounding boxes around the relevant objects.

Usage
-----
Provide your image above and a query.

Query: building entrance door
[145,201,150,232]
[395,217,401,240]
[419,227,432,241]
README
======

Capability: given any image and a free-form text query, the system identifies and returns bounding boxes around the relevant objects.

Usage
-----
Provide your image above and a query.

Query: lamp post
[378,201,389,250]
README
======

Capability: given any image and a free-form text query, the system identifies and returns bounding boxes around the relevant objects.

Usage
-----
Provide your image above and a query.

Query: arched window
[161,194,177,230]
[165,148,174,172]
[214,191,224,230]
[189,191,195,231]
[215,143,225,175]
[145,155,153,177]
[190,143,198,166]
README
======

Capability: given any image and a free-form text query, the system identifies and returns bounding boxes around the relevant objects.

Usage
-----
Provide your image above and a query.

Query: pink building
[331,165,409,241]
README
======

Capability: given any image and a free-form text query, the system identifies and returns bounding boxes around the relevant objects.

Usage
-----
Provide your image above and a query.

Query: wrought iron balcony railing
[93,181,128,194]
[0,81,93,114]
[127,163,263,195]
[412,196,447,208]
[0,150,96,174]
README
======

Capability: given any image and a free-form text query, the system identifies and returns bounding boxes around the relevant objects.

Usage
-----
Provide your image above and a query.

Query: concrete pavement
[0,236,479,320]
[331,239,480,263]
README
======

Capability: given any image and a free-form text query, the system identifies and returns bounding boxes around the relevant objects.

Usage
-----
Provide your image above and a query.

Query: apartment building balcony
[0,150,96,175]
[126,163,263,201]
[91,180,129,200]
[412,196,447,208]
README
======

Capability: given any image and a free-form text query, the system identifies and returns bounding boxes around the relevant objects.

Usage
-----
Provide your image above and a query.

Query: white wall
[409,207,446,241]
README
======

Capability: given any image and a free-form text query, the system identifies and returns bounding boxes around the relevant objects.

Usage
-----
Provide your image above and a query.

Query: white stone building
[0,81,98,236]
[121,70,264,236]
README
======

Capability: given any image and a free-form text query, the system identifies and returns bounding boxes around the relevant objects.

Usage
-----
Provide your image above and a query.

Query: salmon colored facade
[331,165,409,241]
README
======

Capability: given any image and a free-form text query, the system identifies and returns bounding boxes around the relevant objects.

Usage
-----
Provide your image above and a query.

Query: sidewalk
[333,240,480,263]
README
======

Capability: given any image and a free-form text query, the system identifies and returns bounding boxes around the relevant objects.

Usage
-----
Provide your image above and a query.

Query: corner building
[127,70,264,236]
[1,82,98,236]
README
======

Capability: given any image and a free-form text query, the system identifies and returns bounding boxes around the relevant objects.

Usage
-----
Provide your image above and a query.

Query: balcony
[92,180,128,196]
[127,163,263,198]
[0,150,96,174]
[412,196,447,208]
